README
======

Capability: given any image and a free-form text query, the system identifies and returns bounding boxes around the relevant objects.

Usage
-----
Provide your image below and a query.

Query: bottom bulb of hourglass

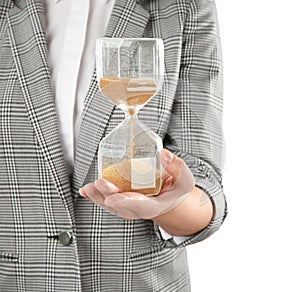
[102,159,162,195]
[98,116,163,196]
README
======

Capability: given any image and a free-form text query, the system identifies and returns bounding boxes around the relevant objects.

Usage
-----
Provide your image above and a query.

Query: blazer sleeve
[155,0,228,247]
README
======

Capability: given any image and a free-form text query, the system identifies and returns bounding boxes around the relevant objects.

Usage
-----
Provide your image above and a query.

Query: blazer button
[59,231,73,246]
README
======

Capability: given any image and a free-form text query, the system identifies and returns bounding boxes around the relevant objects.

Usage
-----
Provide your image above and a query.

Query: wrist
[153,187,213,236]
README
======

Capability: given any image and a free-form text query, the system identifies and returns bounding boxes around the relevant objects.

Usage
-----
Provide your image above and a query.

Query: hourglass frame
[95,38,164,196]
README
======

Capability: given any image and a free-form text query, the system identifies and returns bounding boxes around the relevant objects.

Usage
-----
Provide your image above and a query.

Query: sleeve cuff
[153,162,227,247]
[158,226,192,245]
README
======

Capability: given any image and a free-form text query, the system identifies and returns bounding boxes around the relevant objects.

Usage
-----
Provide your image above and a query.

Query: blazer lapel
[72,0,150,195]
[7,0,75,222]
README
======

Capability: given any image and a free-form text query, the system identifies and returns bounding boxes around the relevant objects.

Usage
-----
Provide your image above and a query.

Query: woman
[0,0,227,290]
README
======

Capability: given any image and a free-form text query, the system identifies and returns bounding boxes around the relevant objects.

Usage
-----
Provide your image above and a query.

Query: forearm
[153,186,213,237]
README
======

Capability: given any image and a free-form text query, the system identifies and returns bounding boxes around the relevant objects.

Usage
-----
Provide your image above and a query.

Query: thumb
[160,149,195,193]
[160,149,182,181]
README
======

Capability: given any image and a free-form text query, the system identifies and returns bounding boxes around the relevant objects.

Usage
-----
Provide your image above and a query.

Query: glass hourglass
[95,38,164,196]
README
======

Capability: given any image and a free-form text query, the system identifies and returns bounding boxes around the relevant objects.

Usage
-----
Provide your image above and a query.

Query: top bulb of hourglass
[96,38,164,114]
[99,77,158,114]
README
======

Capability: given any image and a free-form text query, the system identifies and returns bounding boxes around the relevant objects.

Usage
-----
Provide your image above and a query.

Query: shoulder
[0,0,13,41]
[141,0,192,9]
[0,0,13,13]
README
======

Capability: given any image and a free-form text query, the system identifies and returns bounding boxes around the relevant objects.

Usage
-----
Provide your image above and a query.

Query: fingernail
[161,149,174,165]
[79,188,88,199]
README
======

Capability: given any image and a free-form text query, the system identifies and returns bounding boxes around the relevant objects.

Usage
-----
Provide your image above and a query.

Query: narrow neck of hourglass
[121,105,141,118]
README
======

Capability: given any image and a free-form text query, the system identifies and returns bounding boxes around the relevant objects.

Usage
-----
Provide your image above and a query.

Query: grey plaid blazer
[0,0,227,291]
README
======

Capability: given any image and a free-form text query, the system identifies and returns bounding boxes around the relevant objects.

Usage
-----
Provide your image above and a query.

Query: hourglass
[95,38,164,196]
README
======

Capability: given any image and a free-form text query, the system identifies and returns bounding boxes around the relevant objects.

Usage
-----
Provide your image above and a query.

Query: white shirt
[45,0,115,171]
[44,0,189,245]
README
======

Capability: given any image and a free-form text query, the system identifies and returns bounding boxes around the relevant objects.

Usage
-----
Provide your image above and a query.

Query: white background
[187,0,300,291]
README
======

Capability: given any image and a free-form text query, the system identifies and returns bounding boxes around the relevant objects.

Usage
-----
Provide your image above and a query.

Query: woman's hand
[79,149,195,220]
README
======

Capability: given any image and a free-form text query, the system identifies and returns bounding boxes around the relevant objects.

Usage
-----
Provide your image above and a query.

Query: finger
[159,176,174,193]
[105,192,149,208]
[104,193,141,219]
[160,149,195,194]
[80,183,119,216]
[161,169,172,183]
[80,183,105,205]
[104,193,160,219]
[160,149,182,181]
[79,187,89,200]
[94,179,120,198]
